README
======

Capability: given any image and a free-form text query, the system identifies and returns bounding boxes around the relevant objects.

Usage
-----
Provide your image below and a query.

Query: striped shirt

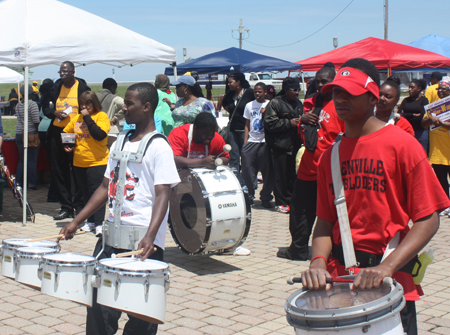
[15,100,40,134]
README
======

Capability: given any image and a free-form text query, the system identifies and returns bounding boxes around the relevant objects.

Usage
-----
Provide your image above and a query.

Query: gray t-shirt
[15,100,40,134]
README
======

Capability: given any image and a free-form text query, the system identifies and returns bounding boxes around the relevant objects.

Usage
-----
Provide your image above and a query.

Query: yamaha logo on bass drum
[218,202,237,209]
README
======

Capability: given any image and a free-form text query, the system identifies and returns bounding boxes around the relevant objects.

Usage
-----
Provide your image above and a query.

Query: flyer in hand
[424,95,450,131]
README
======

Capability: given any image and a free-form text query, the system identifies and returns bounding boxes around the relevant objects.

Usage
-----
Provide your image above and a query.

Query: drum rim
[15,247,57,259]
[41,253,96,266]
[2,239,58,249]
[285,282,405,331]
[97,259,170,276]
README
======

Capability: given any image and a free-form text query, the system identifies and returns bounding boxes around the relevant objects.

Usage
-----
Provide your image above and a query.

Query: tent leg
[301,71,305,96]
[173,64,178,81]
[22,66,28,226]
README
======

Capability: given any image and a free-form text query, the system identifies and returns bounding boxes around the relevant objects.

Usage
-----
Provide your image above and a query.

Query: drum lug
[14,254,20,274]
[55,266,60,286]
[115,276,121,294]
[242,185,249,193]
[206,219,212,227]
[82,270,88,286]
[37,262,43,280]
[144,279,150,296]
[202,190,208,198]
[362,325,370,333]
[164,276,170,293]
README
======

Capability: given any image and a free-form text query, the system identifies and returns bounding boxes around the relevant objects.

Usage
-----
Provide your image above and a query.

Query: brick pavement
[0,184,449,334]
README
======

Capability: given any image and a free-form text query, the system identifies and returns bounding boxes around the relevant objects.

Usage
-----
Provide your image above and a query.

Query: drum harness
[97,129,169,258]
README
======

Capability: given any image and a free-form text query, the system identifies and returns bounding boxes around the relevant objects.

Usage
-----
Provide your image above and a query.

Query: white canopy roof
[0,0,176,68]
[0,66,24,83]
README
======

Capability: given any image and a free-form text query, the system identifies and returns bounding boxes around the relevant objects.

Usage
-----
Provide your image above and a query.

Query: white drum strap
[331,134,359,273]
[187,124,208,158]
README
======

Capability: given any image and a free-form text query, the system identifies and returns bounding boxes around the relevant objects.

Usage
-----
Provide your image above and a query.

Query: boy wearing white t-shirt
[242,82,274,208]
[60,83,180,335]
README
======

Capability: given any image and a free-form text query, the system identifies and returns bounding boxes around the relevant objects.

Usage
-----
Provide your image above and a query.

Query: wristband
[310,255,327,264]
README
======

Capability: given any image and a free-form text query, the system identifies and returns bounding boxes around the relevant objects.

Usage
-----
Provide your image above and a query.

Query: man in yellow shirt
[425,72,443,104]
[31,81,39,102]
[42,61,91,220]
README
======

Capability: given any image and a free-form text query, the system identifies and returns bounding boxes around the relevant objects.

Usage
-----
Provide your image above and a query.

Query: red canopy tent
[296,37,450,73]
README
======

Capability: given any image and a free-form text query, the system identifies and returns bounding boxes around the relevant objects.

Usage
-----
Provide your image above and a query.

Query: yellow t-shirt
[428,126,450,165]
[63,112,111,168]
[425,84,440,104]
[32,85,39,93]
[53,80,80,128]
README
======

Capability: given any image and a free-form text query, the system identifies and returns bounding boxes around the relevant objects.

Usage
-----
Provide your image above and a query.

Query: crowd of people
[0,59,449,335]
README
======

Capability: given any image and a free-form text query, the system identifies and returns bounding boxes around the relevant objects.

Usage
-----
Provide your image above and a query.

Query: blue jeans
[15,134,40,188]
[414,128,428,155]
[228,130,245,171]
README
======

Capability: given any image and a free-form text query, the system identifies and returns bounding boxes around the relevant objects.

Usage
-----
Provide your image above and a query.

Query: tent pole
[22,66,29,226]
[301,71,305,96]
[173,63,178,81]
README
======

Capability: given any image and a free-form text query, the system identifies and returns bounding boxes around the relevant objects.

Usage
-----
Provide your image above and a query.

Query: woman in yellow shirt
[63,91,110,236]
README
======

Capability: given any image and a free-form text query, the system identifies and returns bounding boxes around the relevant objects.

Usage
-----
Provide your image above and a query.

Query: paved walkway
[0,184,449,334]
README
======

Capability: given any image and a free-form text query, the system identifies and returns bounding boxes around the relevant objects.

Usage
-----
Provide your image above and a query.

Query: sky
[28,0,450,83]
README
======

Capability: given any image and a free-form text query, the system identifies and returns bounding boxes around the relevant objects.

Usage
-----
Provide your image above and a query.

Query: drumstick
[215,144,232,159]
[27,231,86,243]
[112,247,157,258]
[286,276,393,286]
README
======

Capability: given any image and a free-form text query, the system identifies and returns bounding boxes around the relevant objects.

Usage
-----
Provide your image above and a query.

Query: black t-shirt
[398,96,429,130]
[222,88,255,131]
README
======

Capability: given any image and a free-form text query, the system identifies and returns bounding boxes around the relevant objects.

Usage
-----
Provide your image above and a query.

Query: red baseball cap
[321,67,380,99]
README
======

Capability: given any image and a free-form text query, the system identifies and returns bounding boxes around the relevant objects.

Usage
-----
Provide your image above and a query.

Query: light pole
[183,48,187,63]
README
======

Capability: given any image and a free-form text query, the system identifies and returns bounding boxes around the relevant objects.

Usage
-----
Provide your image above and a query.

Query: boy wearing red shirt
[168,112,230,169]
[301,58,450,335]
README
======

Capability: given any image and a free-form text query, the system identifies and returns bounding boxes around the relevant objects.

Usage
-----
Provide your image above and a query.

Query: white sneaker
[233,246,251,256]
[81,222,95,232]
[440,207,450,216]
[95,225,103,236]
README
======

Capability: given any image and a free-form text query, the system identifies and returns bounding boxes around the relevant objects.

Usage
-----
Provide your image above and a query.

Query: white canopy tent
[0,66,24,83]
[0,0,177,225]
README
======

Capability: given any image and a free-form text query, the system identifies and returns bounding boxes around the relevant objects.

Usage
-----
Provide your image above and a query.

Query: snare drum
[285,282,405,334]
[169,166,251,254]
[1,238,60,278]
[40,253,95,307]
[94,258,170,324]
[15,247,57,290]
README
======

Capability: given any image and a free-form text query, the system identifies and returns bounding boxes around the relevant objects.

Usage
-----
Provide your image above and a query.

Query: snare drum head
[43,253,95,263]
[295,284,390,310]
[16,247,56,255]
[2,238,57,249]
[99,258,169,272]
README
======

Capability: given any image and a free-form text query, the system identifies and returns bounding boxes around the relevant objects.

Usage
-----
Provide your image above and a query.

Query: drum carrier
[102,130,168,252]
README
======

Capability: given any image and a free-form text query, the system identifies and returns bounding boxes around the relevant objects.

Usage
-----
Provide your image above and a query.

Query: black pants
[432,164,450,199]
[49,127,83,213]
[241,142,274,202]
[87,237,164,335]
[401,300,417,335]
[73,165,106,226]
[272,148,297,206]
[288,179,317,258]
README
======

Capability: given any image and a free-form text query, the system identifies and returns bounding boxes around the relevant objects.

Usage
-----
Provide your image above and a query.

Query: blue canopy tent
[408,34,450,58]
[164,47,302,75]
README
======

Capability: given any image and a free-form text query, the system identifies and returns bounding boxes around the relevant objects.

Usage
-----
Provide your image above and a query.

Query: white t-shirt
[104,135,180,249]
[243,100,268,142]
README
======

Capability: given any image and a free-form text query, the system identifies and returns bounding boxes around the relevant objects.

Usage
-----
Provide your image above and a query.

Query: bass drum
[169,166,251,255]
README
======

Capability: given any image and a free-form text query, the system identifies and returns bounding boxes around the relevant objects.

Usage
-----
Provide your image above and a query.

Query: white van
[245,72,278,86]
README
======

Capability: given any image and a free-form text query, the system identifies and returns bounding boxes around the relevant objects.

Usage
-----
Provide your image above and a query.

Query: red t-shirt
[297,96,345,181]
[168,124,230,159]
[395,116,415,137]
[317,125,450,300]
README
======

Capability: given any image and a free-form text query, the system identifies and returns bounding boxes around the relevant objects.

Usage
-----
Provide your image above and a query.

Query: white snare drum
[285,281,405,334]
[14,247,57,289]
[40,253,95,307]
[1,238,60,278]
[169,166,251,254]
[94,258,170,324]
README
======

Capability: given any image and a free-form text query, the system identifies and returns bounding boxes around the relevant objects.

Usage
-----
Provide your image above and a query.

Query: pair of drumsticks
[26,232,154,258]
